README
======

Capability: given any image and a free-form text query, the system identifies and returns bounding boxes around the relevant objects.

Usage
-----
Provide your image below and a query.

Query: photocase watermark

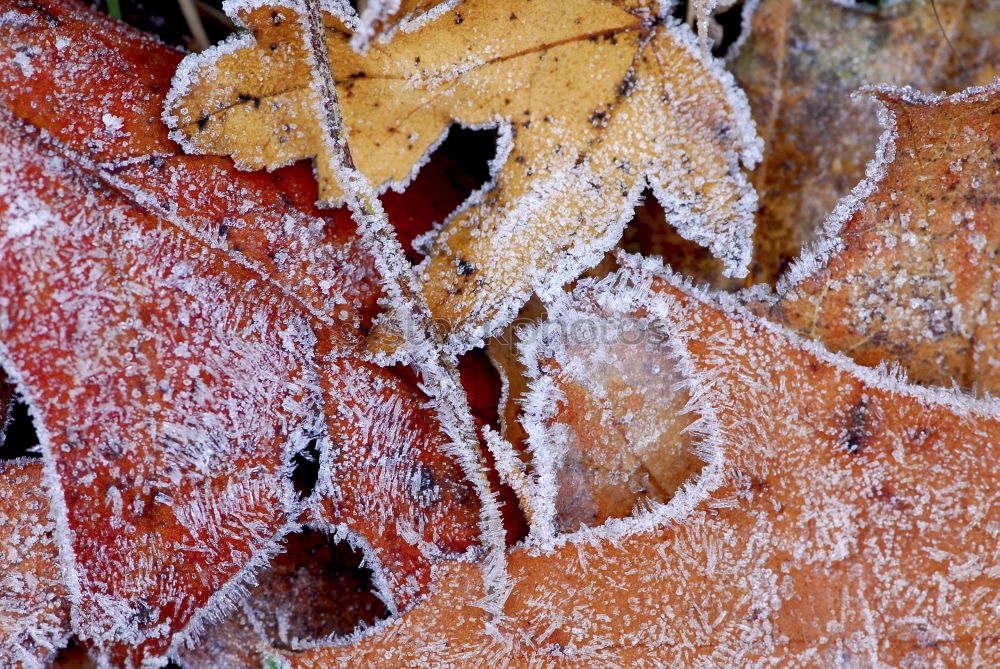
[400,313,675,349]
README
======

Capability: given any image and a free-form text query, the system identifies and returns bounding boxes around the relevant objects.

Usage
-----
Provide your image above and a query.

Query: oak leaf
[730,0,1000,284]
[278,260,1000,667]
[764,81,1000,396]
[165,0,761,352]
[0,1,489,665]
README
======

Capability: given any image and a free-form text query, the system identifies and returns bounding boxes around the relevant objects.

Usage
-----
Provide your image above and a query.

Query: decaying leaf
[279,259,1000,667]
[0,1,490,664]
[309,352,483,613]
[730,0,1000,284]
[764,81,1000,396]
[0,459,72,668]
[166,0,761,352]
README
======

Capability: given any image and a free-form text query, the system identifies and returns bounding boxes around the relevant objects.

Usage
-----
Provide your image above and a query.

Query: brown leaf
[765,81,1000,395]
[166,0,761,352]
[730,0,1000,284]
[0,459,72,667]
[276,260,1000,666]
[508,281,702,535]
[0,106,315,667]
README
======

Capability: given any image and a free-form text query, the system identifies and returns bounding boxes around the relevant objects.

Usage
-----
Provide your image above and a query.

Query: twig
[178,0,210,51]
[195,0,236,32]
[298,0,510,615]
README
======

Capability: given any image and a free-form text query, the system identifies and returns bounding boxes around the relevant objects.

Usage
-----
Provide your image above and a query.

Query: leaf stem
[298,0,510,616]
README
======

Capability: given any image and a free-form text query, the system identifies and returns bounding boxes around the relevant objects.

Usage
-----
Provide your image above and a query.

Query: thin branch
[178,0,210,51]
[298,0,510,614]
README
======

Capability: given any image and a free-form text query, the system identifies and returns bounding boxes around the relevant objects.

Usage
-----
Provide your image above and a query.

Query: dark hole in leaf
[250,528,389,648]
[290,437,321,500]
[1,393,41,461]
[388,125,499,263]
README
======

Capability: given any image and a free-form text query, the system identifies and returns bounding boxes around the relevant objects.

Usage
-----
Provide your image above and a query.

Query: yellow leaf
[166,0,760,352]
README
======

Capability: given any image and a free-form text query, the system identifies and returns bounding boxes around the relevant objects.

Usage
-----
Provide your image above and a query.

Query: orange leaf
[0,459,72,667]
[766,82,1000,395]
[278,260,1000,666]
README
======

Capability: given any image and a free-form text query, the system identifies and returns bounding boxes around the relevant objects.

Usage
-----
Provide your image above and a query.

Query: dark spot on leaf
[457,258,476,276]
[196,115,209,130]
[844,396,869,455]
[618,71,637,97]
[454,11,463,24]
[0,392,40,460]
[291,438,321,500]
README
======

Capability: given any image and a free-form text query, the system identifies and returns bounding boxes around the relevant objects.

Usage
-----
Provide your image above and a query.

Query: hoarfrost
[165,0,762,354]
[0,459,72,669]
[295,256,1000,667]
[0,111,318,666]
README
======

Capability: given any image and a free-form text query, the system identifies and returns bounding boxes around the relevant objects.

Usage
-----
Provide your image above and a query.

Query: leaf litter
[0,0,503,665]
[1,0,999,666]
[273,257,1000,667]
[166,0,762,354]
[760,79,1000,396]
[730,0,1000,284]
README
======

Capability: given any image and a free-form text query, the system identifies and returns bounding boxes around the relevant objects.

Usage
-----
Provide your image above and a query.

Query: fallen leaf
[0,459,72,668]
[730,0,1000,284]
[0,106,316,667]
[279,259,1000,667]
[0,1,489,664]
[515,290,704,536]
[764,81,1000,395]
[166,0,761,352]
[309,352,483,612]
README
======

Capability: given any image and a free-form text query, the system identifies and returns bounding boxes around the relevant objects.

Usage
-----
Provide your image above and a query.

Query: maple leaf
[275,258,1000,667]
[0,1,495,665]
[729,0,1000,284]
[762,81,1000,396]
[164,0,761,353]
